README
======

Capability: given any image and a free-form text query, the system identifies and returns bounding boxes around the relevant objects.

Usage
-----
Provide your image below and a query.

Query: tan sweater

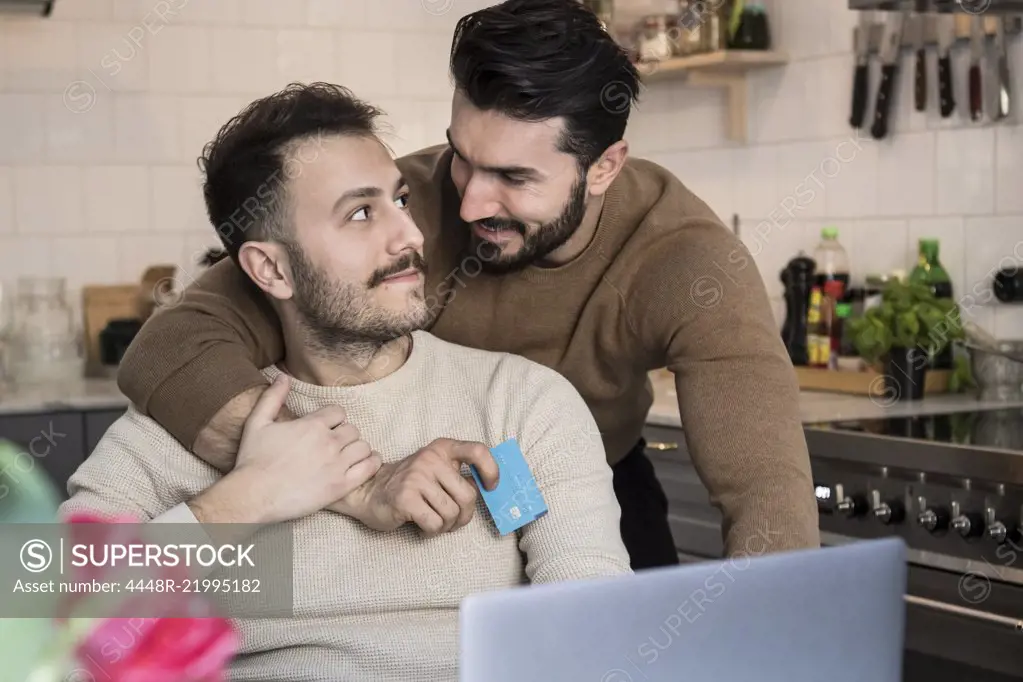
[118,145,819,556]
[63,331,632,682]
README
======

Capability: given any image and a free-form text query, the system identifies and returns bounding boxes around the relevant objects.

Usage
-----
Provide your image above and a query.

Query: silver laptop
[459,537,905,682]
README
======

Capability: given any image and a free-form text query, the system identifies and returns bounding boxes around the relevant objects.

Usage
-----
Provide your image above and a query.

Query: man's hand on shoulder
[189,374,381,525]
[331,438,500,538]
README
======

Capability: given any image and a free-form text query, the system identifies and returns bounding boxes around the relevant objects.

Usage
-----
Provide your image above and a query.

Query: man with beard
[116,0,819,568]
[61,82,631,681]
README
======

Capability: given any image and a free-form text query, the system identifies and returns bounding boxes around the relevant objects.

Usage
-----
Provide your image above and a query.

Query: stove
[804,407,1023,681]
[818,407,1023,451]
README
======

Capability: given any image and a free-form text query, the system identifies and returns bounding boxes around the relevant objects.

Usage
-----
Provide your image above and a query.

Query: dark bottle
[780,253,816,366]
[729,0,771,50]
[993,268,1023,303]
[909,239,954,369]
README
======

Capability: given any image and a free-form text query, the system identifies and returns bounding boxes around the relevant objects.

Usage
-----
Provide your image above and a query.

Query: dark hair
[449,0,640,169]
[199,82,383,263]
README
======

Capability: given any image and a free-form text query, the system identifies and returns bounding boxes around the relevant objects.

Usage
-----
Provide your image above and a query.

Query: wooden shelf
[637,50,788,143]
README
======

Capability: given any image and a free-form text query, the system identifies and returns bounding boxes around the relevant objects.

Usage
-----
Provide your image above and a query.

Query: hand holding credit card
[470,438,548,535]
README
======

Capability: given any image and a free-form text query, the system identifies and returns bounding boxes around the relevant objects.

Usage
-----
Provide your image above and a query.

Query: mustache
[367,251,428,288]
[477,217,526,234]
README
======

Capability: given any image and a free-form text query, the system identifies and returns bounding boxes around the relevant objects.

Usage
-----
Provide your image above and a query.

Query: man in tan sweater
[61,82,631,682]
[117,0,819,566]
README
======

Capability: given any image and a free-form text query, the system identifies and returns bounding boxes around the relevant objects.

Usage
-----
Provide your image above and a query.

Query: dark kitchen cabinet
[0,407,126,500]
[0,411,86,500]
[642,423,724,562]
[84,409,126,454]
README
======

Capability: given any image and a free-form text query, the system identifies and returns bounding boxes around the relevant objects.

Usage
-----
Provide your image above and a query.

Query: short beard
[285,242,434,358]
[468,172,588,274]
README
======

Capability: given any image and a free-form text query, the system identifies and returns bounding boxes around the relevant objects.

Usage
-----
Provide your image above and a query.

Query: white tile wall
[0,0,478,305]
[642,0,1022,335]
[0,0,1019,339]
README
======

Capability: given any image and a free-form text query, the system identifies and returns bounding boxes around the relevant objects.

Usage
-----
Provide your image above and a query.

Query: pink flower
[76,617,237,682]
[62,510,238,681]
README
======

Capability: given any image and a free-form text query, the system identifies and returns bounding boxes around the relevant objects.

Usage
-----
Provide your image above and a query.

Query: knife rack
[857,13,1020,55]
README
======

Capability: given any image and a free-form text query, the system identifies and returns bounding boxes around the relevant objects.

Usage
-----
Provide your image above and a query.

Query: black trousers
[612,438,680,570]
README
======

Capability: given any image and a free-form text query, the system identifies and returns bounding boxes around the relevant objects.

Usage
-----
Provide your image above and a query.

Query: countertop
[645,371,1023,429]
[0,377,129,416]
[2,372,1022,426]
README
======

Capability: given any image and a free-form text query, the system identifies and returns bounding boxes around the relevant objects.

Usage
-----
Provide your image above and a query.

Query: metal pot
[967,340,1023,401]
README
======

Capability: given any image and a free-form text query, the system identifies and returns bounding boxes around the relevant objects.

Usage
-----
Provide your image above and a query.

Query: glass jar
[6,277,83,386]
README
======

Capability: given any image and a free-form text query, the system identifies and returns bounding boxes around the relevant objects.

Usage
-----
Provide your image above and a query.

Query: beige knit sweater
[61,331,632,682]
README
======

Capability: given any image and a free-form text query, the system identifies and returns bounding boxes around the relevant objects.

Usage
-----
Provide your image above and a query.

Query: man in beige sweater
[60,83,631,681]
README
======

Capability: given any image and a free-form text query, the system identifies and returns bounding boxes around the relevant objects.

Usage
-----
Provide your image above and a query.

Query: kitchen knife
[969,14,984,122]
[936,13,956,117]
[913,4,927,111]
[994,16,1012,120]
[850,10,873,129]
[871,11,906,140]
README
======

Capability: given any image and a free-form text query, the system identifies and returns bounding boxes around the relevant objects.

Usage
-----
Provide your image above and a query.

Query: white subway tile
[960,303,996,335]
[876,132,935,217]
[210,28,280,95]
[84,166,150,233]
[178,230,223,288]
[0,167,12,234]
[114,94,181,163]
[2,20,77,92]
[842,219,909,282]
[0,94,47,163]
[626,84,724,155]
[335,30,398,99]
[394,33,454,99]
[743,221,815,300]
[117,234,185,281]
[307,0,367,28]
[729,145,778,220]
[148,26,212,93]
[14,167,85,235]
[963,216,1023,308]
[77,23,150,93]
[277,29,335,85]
[178,95,249,161]
[659,149,734,222]
[936,128,995,215]
[907,217,965,299]
[995,125,1023,215]
[151,165,207,233]
[46,90,117,163]
[112,0,191,23]
[992,306,1023,339]
[51,236,122,291]
[824,133,879,218]
[52,0,114,20]
[240,0,308,26]
[0,236,53,280]
[807,55,864,141]
[747,61,809,144]
[367,0,461,33]
[180,0,241,25]
[770,140,834,220]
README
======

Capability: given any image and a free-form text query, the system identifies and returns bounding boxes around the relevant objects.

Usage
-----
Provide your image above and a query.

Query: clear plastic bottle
[812,226,851,299]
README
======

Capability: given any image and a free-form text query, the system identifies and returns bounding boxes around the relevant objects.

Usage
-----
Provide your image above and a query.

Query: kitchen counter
[0,377,129,416]
[645,371,1023,428]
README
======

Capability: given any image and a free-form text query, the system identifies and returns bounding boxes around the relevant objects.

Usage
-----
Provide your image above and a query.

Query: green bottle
[909,238,954,369]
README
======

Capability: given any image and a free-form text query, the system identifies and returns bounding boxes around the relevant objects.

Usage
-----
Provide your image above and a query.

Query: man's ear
[586,139,629,198]
[238,241,294,300]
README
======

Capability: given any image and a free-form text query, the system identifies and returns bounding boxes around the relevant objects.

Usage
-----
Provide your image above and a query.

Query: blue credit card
[470,438,548,535]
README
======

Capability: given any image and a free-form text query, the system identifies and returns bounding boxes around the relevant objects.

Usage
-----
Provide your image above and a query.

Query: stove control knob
[951,512,985,539]
[836,494,868,518]
[871,490,905,524]
[987,521,1009,544]
[985,507,1010,544]
[917,507,950,532]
